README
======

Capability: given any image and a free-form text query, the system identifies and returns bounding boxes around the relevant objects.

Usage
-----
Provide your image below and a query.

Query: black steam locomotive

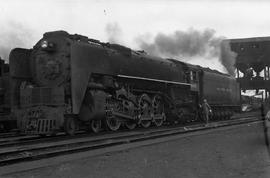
[9,31,240,135]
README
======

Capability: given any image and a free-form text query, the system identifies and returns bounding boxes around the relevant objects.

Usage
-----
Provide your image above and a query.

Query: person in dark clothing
[202,99,212,125]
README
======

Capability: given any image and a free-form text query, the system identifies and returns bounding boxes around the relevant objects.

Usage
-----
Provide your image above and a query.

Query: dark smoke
[136,28,236,75]
[105,22,123,44]
[0,21,33,62]
[220,40,237,75]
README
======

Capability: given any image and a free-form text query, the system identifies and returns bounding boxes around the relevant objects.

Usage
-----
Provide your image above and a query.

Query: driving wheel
[106,117,121,131]
[125,121,137,130]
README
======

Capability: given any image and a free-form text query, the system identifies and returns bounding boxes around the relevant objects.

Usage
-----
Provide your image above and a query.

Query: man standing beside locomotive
[202,99,212,126]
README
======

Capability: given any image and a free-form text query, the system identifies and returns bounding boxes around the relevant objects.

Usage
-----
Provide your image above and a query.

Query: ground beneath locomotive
[3,122,270,178]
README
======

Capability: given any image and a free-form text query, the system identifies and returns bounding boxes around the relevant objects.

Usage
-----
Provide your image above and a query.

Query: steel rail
[0,116,261,167]
[0,112,259,148]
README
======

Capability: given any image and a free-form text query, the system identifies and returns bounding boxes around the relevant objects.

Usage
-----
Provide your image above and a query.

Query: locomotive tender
[9,31,240,135]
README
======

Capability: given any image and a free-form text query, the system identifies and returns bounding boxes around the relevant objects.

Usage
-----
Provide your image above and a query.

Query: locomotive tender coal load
[9,31,241,135]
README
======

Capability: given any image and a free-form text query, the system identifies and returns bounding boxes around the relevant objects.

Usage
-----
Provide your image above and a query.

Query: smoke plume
[220,40,237,75]
[0,21,33,62]
[136,28,236,75]
[105,22,123,44]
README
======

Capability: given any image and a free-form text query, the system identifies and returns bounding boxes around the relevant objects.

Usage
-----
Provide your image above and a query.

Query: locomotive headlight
[40,40,56,51]
[41,40,48,48]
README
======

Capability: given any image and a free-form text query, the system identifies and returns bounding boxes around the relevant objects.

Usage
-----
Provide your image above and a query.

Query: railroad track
[0,130,19,138]
[0,115,262,167]
[0,111,260,147]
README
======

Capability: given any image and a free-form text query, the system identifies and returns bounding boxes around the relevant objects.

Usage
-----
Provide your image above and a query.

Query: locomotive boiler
[9,31,241,135]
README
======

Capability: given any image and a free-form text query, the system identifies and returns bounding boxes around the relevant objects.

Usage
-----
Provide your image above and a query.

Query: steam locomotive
[9,31,241,135]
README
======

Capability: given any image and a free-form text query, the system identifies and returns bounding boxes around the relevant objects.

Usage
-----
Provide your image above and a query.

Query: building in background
[229,37,270,101]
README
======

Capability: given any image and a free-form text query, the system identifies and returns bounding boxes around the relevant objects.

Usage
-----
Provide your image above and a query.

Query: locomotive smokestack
[137,28,236,75]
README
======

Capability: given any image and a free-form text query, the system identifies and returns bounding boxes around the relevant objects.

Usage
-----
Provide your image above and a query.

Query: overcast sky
[0,0,269,72]
[1,0,269,45]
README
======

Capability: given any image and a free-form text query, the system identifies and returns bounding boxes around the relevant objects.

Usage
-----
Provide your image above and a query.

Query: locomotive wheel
[106,117,121,131]
[140,120,151,128]
[153,118,163,127]
[125,121,137,130]
[138,94,152,128]
[153,113,165,127]
[152,95,165,127]
[91,120,102,133]
[64,117,76,136]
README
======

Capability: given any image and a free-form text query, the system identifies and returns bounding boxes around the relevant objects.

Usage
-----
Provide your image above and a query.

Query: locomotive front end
[17,87,65,134]
[10,31,71,135]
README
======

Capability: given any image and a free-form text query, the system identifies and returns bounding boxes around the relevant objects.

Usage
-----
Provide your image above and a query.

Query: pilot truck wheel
[91,119,102,133]
[64,117,76,135]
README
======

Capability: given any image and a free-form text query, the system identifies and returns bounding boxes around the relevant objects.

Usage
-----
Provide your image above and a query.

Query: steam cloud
[105,22,123,44]
[137,28,237,75]
[220,40,237,75]
[0,21,33,62]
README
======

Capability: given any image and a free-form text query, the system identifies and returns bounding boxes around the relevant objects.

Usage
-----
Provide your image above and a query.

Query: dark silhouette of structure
[229,37,270,99]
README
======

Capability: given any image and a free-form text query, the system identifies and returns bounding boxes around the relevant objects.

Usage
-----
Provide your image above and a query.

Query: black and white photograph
[0,0,270,177]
